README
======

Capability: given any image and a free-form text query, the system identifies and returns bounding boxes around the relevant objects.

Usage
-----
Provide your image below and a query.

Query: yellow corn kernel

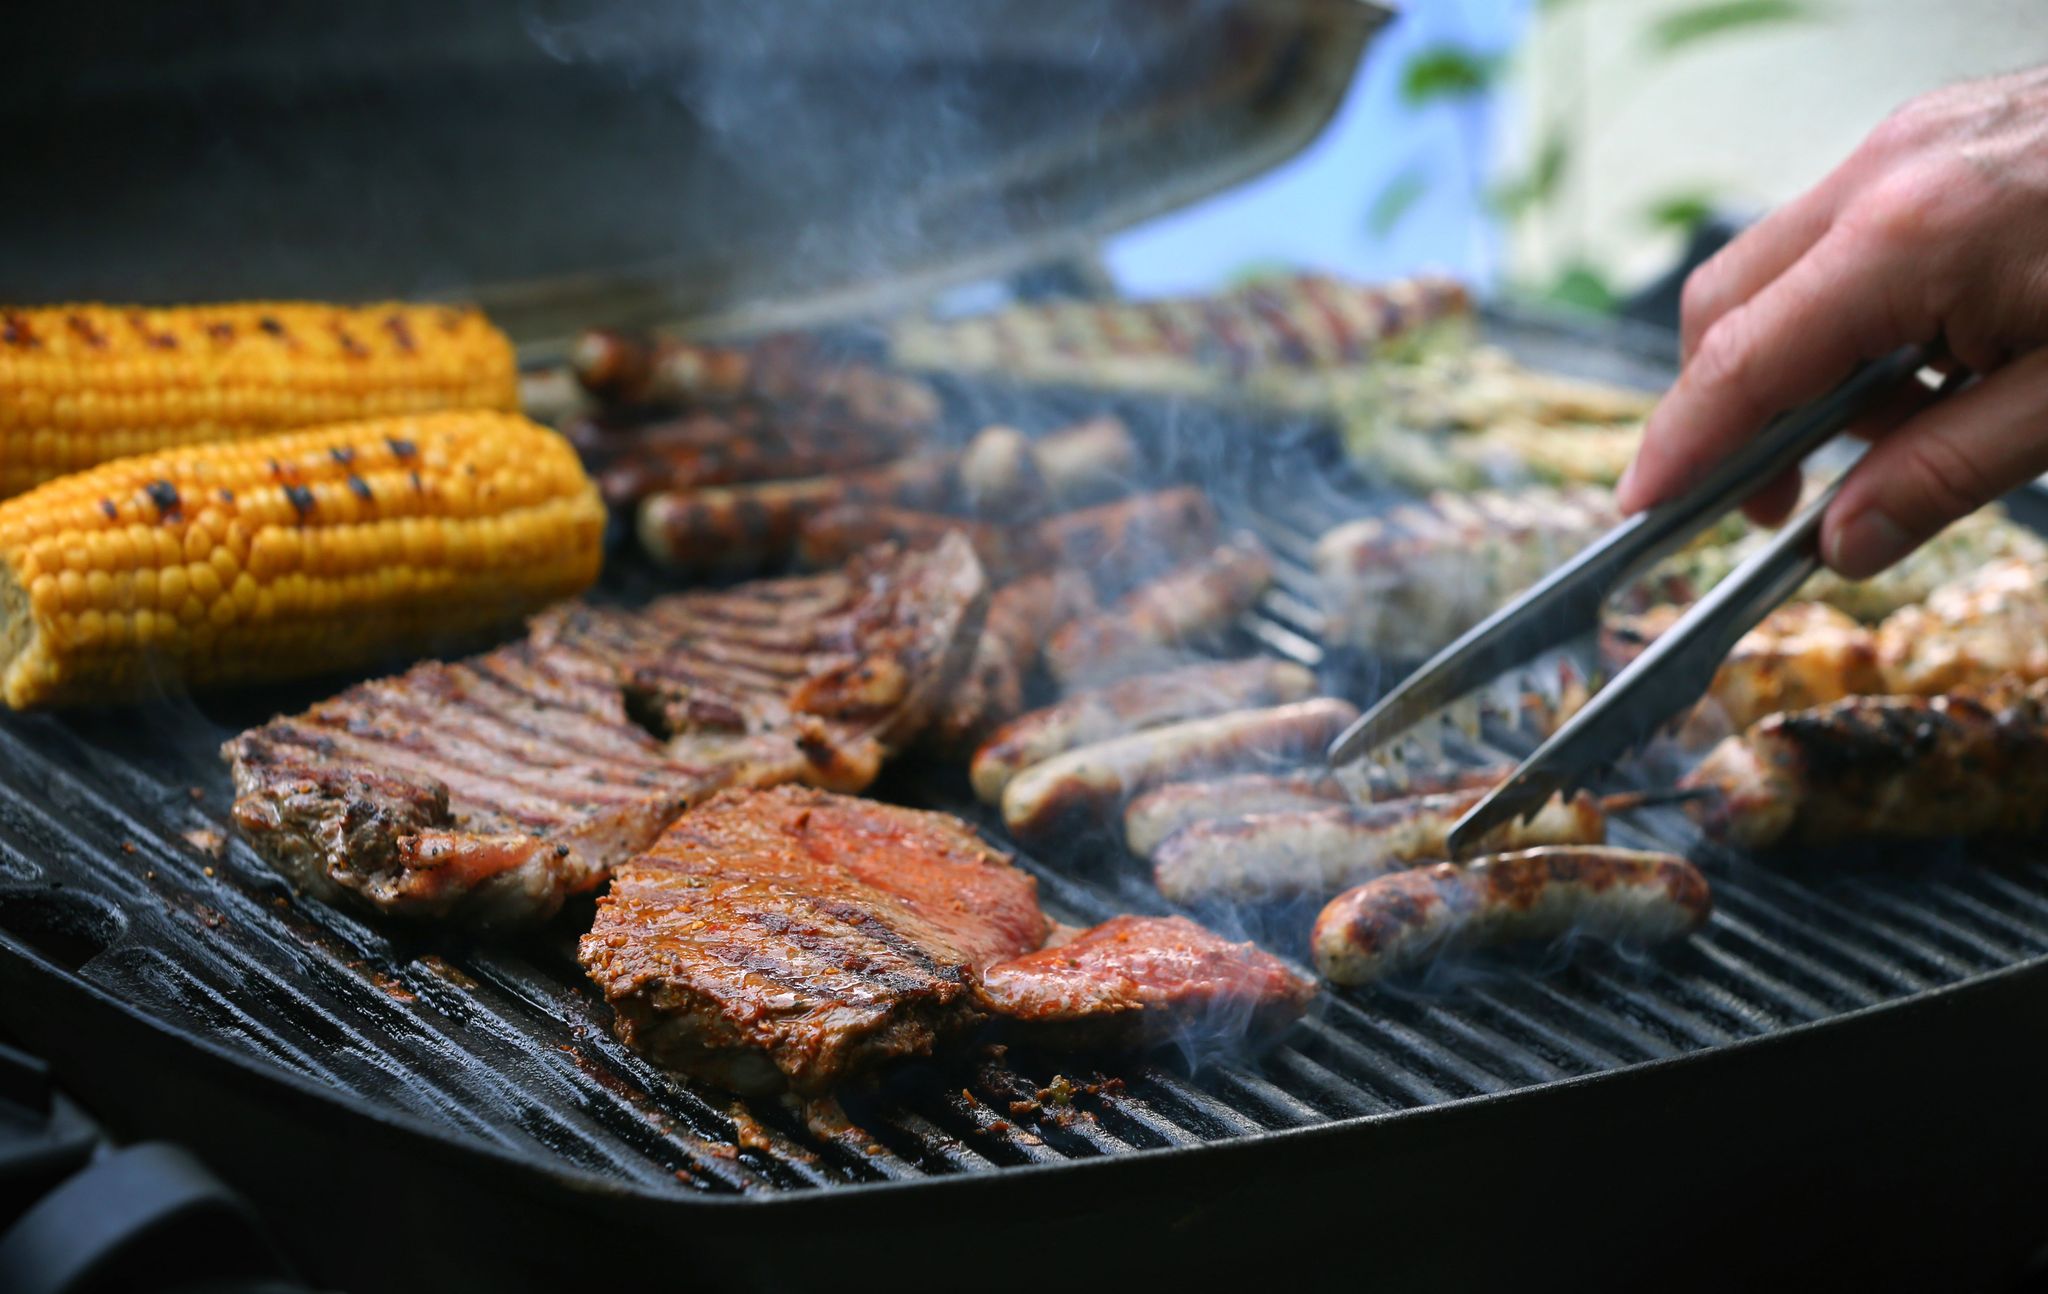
[0,303,520,498]
[0,410,604,709]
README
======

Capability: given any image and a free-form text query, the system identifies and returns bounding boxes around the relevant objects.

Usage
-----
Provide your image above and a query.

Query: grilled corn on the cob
[0,302,519,497]
[0,410,603,708]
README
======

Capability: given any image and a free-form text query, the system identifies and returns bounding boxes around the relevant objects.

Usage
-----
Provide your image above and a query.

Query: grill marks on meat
[981,915,1315,1050]
[225,537,988,927]
[1681,680,2048,850]
[581,790,1317,1091]
[580,788,1051,1095]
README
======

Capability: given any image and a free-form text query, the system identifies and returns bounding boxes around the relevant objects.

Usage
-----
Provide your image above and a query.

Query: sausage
[1032,415,1139,506]
[597,410,918,507]
[1035,487,1219,598]
[572,329,755,406]
[999,697,1357,839]
[957,425,1051,521]
[571,329,940,432]
[1121,761,1517,859]
[795,504,1040,581]
[1151,788,1606,905]
[1124,772,1351,859]
[969,658,1319,804]
[636,456,956,572]
[1045,536,1273,686]
[1310,846,1711,985]
[923,571,1100,756]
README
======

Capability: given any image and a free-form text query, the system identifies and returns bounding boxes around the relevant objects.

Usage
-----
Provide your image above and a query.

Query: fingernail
[1827,509,1913,578]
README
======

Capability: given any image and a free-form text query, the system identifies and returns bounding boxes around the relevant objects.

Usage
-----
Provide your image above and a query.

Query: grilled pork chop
[224,537,987,927]
[981,915,1315,1049]
[581,786,1052,1094]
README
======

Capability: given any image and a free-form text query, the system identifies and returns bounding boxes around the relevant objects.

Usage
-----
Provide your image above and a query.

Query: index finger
[1616,219,1936,515]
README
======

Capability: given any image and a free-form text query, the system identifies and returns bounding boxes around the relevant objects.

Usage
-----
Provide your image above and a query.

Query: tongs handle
[1327,341,1934,770]
[1609,341,1934,588]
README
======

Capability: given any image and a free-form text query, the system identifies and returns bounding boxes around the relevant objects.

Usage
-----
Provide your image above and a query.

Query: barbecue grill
[7,6,2048,1291]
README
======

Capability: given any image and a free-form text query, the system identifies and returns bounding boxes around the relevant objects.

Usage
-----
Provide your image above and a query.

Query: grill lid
[1,0,1390,340]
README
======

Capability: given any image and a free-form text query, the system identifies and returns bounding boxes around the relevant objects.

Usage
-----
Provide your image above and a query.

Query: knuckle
[1679,265,1725,334]
[1689,309,1759,395]
[1848,168,1959,249]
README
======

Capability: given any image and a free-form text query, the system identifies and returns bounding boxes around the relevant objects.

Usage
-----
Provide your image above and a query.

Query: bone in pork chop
[224,536,987,928]
[581,789,1317,1092]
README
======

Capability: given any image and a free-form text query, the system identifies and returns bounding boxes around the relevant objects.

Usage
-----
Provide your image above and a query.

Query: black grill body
[3,314,2047,1292]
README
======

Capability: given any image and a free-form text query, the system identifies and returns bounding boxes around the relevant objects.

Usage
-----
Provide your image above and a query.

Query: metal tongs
[1327,342,1942,857]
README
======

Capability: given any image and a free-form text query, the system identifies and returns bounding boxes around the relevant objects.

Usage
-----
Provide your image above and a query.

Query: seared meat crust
[225,537,987,927]
[580,787,1051,1094]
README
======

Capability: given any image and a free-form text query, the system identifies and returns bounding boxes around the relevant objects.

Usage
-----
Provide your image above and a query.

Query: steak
[579,787,1051,1094]
[981,915,1316,1050]
[581,790,1317,1092]
[224,536,987,928]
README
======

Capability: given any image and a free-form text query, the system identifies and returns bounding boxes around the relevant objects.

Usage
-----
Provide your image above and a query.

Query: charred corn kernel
[0,410,603,709]
[0,303,519,498]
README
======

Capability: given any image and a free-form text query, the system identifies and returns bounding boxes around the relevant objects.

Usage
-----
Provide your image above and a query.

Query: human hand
[1616,66,2048,578]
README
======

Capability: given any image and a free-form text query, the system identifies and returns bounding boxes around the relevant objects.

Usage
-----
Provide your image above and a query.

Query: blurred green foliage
[1368,0,1830,313]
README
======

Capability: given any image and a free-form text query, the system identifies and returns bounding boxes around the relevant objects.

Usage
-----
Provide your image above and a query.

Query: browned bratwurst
[970,657,1318,804]
[999,697,1358,840]
[636,455,956,572]
[1122,761,1518,859]
[1311,846,1710,986]
[1151,788,1605,905]
[1036,487,1219,596]
[926,570,1099,755]
[1045,536,1275,687]
[796,503,1043,581]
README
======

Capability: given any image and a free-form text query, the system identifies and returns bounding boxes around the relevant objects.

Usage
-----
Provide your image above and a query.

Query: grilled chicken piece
[1311,846,1710,986]
[999,698,1358,840]
[580,787,1051,1095]
[225,537,987,927]
[970,658,1319,804]
[1682,680,2048,850]
[981,915,1314,1049]
[1604,601,1885,747]
[1044,536,1274,687]
[1876,558,2048,696]
[1121,762,1514,860]
[1151,788,1606,906]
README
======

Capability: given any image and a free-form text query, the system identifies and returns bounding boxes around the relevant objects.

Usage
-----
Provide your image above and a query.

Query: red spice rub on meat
[982,915,1315,1049]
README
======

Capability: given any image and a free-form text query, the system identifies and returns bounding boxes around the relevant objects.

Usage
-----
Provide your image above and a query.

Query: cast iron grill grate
[2,321,2046,1200]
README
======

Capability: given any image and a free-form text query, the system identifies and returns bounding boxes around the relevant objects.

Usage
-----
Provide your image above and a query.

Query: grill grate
[4,329,2048,1202]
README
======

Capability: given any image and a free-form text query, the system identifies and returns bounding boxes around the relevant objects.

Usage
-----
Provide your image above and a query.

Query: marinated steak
[582,791,1317,1092]
[981,915,1315,1049]
[224,536,987,927]
[579,787,1051,1094]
